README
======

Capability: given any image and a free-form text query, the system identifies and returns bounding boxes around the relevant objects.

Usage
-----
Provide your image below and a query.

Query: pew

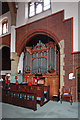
[2,83,50,110]
[2,88,37,111]
[17,84,50,106]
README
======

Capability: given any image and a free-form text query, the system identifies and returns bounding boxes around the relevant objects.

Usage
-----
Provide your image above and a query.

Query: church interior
[0,0,80,117]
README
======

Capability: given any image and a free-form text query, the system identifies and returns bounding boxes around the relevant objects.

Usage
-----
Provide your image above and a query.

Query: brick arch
[0,44,10,50]
[0,34,11,48]
[17,29,60,56]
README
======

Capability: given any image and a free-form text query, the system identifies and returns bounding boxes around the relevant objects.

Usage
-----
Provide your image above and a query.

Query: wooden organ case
[23,41,59,100]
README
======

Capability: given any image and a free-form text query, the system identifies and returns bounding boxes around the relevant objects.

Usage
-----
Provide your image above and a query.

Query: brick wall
[16,10,72,56]
[1,10,79,101]
[0,34,11,47]
[16,10,79,101]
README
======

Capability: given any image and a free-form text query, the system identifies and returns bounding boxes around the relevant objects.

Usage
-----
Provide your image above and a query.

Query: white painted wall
[16,2,27,27]
[0,11,11,37]
[17,52,24,73]
[78,2,80,51]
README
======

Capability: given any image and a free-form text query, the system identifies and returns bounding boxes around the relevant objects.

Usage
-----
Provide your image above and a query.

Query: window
[2,19,8,34]
[44,0,51,11]
[28,0,51,17]
[36,2,43,14]
[29,2,35,17]
[0,19,8,35]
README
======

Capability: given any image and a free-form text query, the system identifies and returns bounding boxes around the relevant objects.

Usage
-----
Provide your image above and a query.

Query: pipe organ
[23,40,59,99]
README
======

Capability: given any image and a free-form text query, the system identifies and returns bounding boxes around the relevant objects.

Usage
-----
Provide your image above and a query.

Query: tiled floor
[0,101,79,119]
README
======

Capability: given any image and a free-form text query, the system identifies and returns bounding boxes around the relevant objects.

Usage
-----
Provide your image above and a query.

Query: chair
[60,86,73,105]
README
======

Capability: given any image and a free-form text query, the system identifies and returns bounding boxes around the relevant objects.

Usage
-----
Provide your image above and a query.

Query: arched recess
[0,45,11,79]
[17,30,60,57]
[2,46,11,70]
[17,30,66,99]
[17,30,65,95]
[0,44,9,50]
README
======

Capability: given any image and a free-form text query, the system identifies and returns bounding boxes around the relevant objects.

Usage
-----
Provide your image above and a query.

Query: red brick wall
[64,52,80,102]
[16,10,79,101]
[0,34,11,47]
[16,10,72,56]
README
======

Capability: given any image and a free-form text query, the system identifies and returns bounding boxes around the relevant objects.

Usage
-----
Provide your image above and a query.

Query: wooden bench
[31,85,50,106]
[2,88,37,111]
[2,83,50,110]
[17,84,49,106]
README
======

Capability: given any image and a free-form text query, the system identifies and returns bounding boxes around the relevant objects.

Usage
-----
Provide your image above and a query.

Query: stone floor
[0,101,79,119]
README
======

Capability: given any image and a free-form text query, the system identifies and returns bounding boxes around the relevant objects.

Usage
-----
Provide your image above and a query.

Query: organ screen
[24,40,59,74]
[23,40,59,100]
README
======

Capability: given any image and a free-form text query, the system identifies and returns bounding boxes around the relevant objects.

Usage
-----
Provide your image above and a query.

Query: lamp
[5,80,8,84]
[15,76,17,79]
[28,82,31,86]
[37,76,39,80]
[25,76,27,79]
[7,76,9,80]
[25,76,27,82]
[16,80,18,85]
[15,75,18,84]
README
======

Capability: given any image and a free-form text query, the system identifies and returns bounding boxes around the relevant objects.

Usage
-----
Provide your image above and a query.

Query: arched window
[0,18,8,35]
[2,19,8,34]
